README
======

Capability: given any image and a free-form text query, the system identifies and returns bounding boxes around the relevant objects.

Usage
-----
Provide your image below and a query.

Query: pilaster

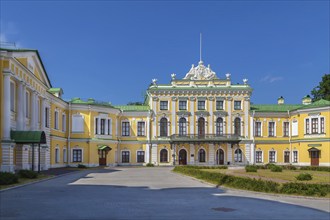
[227,143,232,164]
[3,71,12,140]
[208,144,215,165]
[189,144,195,165]
[1,143,15,172]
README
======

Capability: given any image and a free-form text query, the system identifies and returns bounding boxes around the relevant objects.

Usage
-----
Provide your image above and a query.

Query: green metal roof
[48,88,63,93]
[0,47,53,88]
[10,131,46,144]
[114,105,150,112]
[69,98,113,107]
[98,145,111,150]
[298,99,330,109]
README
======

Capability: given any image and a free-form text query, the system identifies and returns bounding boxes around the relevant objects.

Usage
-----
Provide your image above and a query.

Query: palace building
[1,47,329,172]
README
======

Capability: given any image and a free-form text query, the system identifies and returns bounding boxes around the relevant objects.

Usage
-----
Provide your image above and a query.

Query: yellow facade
[1,48,329,173]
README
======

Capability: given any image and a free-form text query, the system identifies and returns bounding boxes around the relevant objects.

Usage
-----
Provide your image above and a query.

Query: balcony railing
[170,134,241,142]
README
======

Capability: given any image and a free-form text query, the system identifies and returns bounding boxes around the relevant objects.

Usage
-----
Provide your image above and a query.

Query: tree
[311,74,330,101]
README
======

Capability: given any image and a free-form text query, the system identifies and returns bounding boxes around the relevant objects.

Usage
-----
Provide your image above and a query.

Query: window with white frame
[234,149,243,162]
[198,100,205,110]
[160,101,168,110]
[25,91,30,118]
[10,81,15,112]
[293,151,298,163]
[179,117,187,136]
[45,107,49,128]
[284,151,290,163]
[255,121,261,137]
[256,151,263,163]
[54,110,59,129]
[137,151,145,163]
[234,101,241,110]
[122,122,130,136]
[268,122,275,137]
[283,122,289,137]
[160,118,168,137]
[62,114,66,132]
[108,119,111,135]
[216,117,224,136]
[63,148,67,163]
[216,100,224,110]
[122,151,130,163]
[305,119,310,134]
[55,148,60,163]
[72,114,84,132]
[137,121,145,136]
[269,151,276,163]
[311,118,318,134]
[179,101,187,110]
[198,149,206,162]
[100,119,106,135]
[72,149,82,162]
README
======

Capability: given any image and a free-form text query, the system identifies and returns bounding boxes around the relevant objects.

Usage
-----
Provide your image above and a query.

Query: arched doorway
[198,117,205,136]
[179,149,187,165]
[216,149,225,165]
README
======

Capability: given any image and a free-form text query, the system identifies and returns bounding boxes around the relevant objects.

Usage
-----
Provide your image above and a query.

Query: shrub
[282,165,297,170]
[300,166,330,172]
[245,165,258,172]
[296,173,313,181]
[270,165,283,172]
[77,164,87,168]
[18,170,38,179]
[281,182,329,197]
[265,163,277,169]
[0,172,19,185]
[146,163,155,167]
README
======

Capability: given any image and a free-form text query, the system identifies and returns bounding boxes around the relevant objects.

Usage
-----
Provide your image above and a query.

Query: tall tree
[311,74,330,101]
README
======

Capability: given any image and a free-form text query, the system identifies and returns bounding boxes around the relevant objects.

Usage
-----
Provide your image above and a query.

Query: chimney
[277,96,284,105]
[302,95,312,105]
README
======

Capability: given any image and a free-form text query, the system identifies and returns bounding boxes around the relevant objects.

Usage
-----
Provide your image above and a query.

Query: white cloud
[260,74,283,83]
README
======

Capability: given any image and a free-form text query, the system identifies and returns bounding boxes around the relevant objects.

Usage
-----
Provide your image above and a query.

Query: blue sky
[1,0,329,105]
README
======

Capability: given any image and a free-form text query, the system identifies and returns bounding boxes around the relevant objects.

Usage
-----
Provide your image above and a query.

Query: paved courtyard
[0,167,329,220]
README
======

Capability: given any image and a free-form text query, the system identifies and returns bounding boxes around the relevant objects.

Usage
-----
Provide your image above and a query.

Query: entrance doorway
[98,146,111,166]
[216,149,225,165]
[311,151,320,166]
[179,149,187,165]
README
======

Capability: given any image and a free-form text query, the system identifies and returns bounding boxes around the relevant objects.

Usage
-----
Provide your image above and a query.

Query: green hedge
[245,165,258,172]
[296,173,313,181]
[184,165,228,170]
[77,164,87,168]
[146,163,155,167]
[270,165,283,172]
[300,166,330,172]
[18,170,38,179]
[0,172,19,185]
[173,166,330,197]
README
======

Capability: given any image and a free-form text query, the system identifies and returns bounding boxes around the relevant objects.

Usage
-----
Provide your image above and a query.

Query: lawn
[202,168,330,184]
[0,174,53,190]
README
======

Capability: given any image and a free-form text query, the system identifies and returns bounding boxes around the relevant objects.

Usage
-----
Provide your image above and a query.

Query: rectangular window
[293,151,298,163]
[55,148,59,163]
[122,122,130,136]
[284,151,290,163]
[108,119,111,135]
[255,122,261,137]
[256,151,262,163]
[137,122,145,136]
[198,100,205,110]
[63,149,67,163]
[100,119,106,135]
[45,107,49,128]
[283,122,289,137]
[216,100,224,110]
[137,151,145,163]
[160,101,168,110]
[321,118,325,133]
[268,122,275,137]
[311,118,318,134]
[62,114,66,132]
[234,101,241,110]
[122,151,130,163]
[269,151,276,163]
[72,149,82,162]
[95,118,99,134]
[10,82,15,112]
[179,101,187,110]
[54,111,59,129]
[25,91,30,118]
[305,119,310,134]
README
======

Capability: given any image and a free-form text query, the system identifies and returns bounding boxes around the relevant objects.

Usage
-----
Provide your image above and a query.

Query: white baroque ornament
[183,61,217,80]
[171,73,176,80]
[152,78,158,85]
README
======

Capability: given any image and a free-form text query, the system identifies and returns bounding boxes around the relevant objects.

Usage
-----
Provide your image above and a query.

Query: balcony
[169,134,242,144]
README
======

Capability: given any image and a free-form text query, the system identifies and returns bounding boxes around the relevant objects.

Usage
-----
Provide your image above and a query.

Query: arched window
[234,118,241,136]
[234,148,242,162]
[160,149,168,162]
[179,117,187,136]
[160,118,168,137]
[216,117,224,136]
[198,117,205,136]
[199,149,206,162]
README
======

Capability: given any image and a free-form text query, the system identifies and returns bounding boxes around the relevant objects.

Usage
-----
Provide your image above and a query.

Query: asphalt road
[0,167,329,220]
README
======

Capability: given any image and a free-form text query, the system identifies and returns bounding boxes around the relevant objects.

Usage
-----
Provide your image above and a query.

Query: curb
[171,170,330,201]
[0,170,84,192]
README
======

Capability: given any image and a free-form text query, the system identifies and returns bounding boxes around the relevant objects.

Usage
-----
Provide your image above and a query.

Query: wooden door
[284,151,290,163]
[311,151,319,166]
[179,149,187,165]
[217,149,224,165]
[99,150,107,166]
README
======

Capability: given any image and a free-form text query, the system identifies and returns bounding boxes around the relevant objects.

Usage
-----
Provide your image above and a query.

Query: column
[17,81,24,130]
[250,143,255,165]
[245,144,251,164]
[30,92,37,130]
[244,99,249,137]
[227,98,232,134]
[151,144,158,164]
[145,143,150,164]
[3,71,11,139]
[97,117,101,134]
[171,100,176,135]
[209,100,213,134]
[190,99,195,134]
[227,143,232,165]
[189,144,195,165]
[41,98,46,129]
[208,144,215,165]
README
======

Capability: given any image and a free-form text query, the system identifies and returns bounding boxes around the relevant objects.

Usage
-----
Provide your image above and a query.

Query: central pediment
[183,61,218,80]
